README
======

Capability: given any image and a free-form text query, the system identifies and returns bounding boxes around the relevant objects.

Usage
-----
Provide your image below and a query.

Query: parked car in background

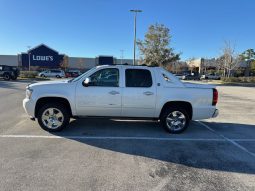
[0,65,19,80]
[39,69,65,78]
[65,70,82,78]
[173,74,183,80]
[23,65,218,134]
[201,73,221,80]
[182,74,200,80]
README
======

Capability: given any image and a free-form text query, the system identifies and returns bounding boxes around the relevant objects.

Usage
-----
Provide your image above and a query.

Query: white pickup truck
[23,65,218,134]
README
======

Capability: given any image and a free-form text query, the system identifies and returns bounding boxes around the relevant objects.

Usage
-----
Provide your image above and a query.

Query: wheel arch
[35,97,72,118]
[159,101,193,120]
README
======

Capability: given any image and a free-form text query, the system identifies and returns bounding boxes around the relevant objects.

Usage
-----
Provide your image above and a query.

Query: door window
[89,68,119,87]
[125,69,152,87]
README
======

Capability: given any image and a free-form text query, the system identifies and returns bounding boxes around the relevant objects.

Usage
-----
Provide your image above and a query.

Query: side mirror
[83,77,91,87]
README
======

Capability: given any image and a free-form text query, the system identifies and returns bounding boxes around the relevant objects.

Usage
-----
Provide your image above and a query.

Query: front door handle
[143,91,154,96]
[109,90,120,95]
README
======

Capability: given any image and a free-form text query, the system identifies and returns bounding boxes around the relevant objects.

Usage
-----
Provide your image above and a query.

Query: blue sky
[0,0,254,60]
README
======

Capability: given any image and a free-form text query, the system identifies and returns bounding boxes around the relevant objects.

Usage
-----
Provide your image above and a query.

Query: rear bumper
[212,109,219,118]
[192,106,219,120]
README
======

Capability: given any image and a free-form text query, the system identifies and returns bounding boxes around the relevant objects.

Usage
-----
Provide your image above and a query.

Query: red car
[65,71,81,78]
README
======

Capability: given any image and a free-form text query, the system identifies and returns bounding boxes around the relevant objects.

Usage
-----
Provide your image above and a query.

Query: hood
[183,82,215,89]
[28,80,69,88]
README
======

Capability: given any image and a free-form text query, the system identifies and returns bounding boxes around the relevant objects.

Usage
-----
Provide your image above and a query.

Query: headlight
[26,87,33,99]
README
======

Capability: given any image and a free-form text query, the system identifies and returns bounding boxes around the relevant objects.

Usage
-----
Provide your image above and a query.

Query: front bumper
[23,98,35,118]
[212,109,219,118]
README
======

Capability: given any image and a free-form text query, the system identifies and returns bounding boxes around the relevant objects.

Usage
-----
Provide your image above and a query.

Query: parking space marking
[0,134,255,142]
[0,134,226,141]
[198,121,255,158]
[233,139,255,141]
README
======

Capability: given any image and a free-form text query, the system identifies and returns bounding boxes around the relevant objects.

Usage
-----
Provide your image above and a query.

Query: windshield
[68,67,96,82]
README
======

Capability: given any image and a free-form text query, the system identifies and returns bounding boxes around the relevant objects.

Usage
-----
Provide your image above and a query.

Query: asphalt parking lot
[0,80,255,191]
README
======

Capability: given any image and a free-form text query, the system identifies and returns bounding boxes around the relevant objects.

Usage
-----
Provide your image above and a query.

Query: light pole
[27,46,31,71]
[130,9,142,65]
[120,49,124,64]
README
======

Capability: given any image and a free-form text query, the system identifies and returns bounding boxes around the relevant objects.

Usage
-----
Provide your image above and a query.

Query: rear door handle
[109,90,120,95]
[143,91,154,96]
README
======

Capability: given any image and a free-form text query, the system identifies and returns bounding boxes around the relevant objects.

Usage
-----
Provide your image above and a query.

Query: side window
[125,69,152,87]
[89,68,119,87]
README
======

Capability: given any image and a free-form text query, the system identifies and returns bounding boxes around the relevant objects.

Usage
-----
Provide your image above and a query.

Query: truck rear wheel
[37,103,70,132]
[160,106,190,134]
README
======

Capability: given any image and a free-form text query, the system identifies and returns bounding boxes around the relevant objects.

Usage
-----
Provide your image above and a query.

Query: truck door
[75,67,122,116]
[122,68,156,117]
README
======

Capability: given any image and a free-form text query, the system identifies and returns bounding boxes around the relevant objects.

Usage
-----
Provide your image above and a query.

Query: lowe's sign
[32,55,54,61]
[21,44,64,68]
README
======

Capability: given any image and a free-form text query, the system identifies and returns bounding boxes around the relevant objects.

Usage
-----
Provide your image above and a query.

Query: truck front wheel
[37,103,70,132]
[160,106,190,134]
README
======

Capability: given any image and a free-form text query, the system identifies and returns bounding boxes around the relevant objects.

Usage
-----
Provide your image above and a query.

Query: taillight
[212,88,218,106]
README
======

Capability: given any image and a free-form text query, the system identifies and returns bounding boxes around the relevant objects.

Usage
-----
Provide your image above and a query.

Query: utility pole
[27,46,31,71]
[130,9,142,65]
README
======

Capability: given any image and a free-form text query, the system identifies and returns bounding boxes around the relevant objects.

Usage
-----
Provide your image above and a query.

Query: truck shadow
[0,79,31,90]
[52,119,255,175]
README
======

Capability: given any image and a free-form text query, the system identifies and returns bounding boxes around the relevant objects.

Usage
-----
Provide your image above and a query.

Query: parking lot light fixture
[130,9,142,65]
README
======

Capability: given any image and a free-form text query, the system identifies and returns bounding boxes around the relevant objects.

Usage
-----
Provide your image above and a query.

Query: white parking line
[197,121,255,158]
[0,135,226,141]
[0,134,255,142]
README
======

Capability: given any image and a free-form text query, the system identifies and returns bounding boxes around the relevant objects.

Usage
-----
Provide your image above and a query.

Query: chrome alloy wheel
[166,111,186,131]
[42,108,64,129]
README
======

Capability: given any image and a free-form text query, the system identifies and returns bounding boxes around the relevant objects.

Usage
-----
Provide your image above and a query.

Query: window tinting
[125,69,152,87]
[89,68,119,87]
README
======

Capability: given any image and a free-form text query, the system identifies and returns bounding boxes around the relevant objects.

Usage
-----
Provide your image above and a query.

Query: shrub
[221,77,255,83]
[20,71,38,78]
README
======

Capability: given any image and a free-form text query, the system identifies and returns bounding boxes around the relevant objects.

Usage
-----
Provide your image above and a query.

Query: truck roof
[96,64,160,69]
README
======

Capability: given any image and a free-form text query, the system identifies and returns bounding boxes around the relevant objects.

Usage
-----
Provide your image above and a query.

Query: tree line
[137,23,255,77]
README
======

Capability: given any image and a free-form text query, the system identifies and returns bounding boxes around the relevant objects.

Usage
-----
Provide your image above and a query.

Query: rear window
[125,69,152,87]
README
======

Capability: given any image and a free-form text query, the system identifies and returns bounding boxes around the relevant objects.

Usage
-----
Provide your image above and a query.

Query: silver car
[39,69,65,78]
[201,74,221,80]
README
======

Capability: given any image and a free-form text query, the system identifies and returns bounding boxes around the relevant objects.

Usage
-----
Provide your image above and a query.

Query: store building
[0,44,133,71]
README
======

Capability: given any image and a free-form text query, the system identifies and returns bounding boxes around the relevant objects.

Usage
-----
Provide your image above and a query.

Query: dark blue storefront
[21,44,64,70]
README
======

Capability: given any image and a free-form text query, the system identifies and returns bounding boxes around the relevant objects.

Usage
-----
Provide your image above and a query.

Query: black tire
[3,73,11,81]
[11,76,17,80]
[160,106,190,134]
[56,75,60,78]
[37,103,70,132]
[41,74,45,77]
